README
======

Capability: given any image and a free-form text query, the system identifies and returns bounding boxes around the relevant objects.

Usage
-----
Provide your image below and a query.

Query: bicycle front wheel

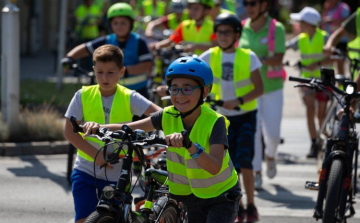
[85,209,117,223]
[322,159,344,223]
[157,204,178,223]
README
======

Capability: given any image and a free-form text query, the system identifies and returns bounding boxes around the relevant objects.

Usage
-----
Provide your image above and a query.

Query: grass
[0,106,65,142]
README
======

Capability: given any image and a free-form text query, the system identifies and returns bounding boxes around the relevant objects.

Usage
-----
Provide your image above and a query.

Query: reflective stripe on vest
[167,11,189,30]
[162,105,238,198]
[182,18,213,55]
[106,33,147,90]
[209,46,257,111]
[347,8,360,79]
[299,28,327,78]
[143,0,166,17]
[78,84,133,161]
[75,5,101,39]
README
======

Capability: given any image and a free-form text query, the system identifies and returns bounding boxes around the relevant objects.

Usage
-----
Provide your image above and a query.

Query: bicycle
[69,116,188,223]
[290,68,359,223]
[283,60,346,167]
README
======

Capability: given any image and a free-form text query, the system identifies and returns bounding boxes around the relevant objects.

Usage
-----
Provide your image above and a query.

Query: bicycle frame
[314,93,359,221]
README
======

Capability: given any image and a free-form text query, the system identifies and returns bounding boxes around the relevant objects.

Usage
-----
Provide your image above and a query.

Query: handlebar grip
[288,76,312,83]
[70,116,84,133]
[181,129,192,149]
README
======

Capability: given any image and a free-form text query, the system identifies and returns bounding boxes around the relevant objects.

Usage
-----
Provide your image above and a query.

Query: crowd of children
[62,1,359,222]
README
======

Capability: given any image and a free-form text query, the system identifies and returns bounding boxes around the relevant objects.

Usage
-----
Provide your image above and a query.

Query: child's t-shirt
[150,110,229,149]
[199,50,262,117]
[64,89,152,181]
[239,17,286,94]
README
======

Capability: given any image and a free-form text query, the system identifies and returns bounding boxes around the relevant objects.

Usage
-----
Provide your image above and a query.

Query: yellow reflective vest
[143,0,166,17]
[162,105,238,198]
[299,28,327,78]
[78,84,133,161]
[75,4,101,40]
[347,8,360,79]
[167,10,189,30]
[182,18,214,56]
[209,46,257,111]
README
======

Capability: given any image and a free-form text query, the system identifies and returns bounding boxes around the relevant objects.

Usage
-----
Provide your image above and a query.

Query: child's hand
[223,99,240,110]
[165,133,183,148]
[83,122,101,136]
[156,85,168,97]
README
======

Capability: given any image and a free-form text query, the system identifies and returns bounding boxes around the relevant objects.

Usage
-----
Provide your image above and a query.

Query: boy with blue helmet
[200,13,263,222]
[83,57,241,223]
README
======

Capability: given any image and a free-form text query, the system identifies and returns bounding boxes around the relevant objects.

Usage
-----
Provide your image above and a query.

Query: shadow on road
[257,184,316,210]
[7,155,71,192]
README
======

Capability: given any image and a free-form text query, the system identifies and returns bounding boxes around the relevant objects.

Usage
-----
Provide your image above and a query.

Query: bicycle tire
[152,196,181,223]
[156,203,178,223]
[322,159,344,223]
[84,209,117,223]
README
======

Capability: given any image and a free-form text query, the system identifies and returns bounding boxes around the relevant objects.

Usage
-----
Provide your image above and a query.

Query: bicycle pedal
[305,181,319,190]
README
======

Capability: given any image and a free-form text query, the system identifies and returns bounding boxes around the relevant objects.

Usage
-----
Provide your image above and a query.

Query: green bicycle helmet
[107,3,135,20]
[187,0,214,8]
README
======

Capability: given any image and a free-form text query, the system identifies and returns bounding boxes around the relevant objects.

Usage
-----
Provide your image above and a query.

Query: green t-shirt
[239,17,286,93]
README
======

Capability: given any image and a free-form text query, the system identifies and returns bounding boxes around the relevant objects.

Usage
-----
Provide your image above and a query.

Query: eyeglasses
[243,0,258,7]
[168,86,202,96]
[216,30,234,37]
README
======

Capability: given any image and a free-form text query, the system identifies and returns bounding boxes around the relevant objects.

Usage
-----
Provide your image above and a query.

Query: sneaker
[306,143,319,159]
[235,205,246,223]
[246,204,259,223]
[266,158,277,179]
[254,173,262,189]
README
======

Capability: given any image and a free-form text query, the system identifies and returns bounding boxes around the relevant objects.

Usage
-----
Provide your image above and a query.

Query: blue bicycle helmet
[165,57,213,91]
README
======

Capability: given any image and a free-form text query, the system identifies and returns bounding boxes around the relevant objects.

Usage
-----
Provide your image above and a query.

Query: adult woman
[238,0,286,190]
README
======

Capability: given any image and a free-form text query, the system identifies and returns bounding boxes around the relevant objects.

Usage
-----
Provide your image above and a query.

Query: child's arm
[143,103,162,117]
[64,118,113,169]
[83,117,156,135]
[166,132,224,175]
[126,61,153,76]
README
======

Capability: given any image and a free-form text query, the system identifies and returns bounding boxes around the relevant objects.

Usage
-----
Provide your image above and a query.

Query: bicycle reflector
[102,185,115,200]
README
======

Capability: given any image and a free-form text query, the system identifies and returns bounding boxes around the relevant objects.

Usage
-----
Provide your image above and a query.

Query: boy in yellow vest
[286,7,334,158]
[64,45,161,223]
[83,57,241,223]
[149,0,216,56]
[199,13,263,223]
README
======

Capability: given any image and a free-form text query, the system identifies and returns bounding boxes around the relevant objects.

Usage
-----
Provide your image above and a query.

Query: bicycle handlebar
[206,96,241,111]
[289,75,360,98]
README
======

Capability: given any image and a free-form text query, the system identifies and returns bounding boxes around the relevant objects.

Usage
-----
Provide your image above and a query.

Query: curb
[0,141,70,156]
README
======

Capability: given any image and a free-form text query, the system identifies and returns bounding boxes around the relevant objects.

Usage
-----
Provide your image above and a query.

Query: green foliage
[18,80,83,107]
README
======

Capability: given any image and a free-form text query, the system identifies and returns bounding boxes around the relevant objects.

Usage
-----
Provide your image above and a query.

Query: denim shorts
[170,181,241,223]
[227,110,257,171]
[70,169,117,221]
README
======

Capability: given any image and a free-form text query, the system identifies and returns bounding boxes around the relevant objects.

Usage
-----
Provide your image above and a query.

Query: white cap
[290,7,321,26]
